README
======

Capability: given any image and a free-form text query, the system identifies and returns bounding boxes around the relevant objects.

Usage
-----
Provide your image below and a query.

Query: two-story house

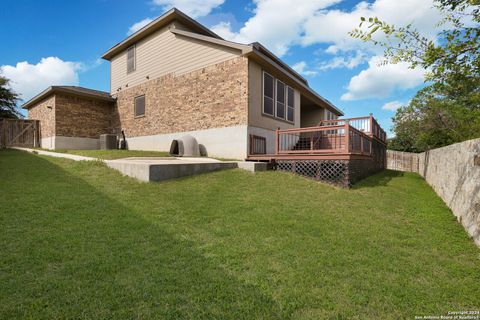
[23,8,344,159]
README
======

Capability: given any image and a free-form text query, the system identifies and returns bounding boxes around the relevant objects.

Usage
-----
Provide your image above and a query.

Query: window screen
[276,80,285,119]
[134,95,145,117]
[127,45,136,73]
[263,72,274,115]
[287,86,294,122]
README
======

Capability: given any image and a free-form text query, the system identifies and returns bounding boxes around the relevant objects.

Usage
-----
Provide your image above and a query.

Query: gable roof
[101,7,343,116]
[22,86,114,109]
[102,8,222,61]
[168,29,343,115]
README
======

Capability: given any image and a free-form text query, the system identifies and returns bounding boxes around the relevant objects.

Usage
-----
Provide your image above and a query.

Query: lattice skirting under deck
[275,158,385,188]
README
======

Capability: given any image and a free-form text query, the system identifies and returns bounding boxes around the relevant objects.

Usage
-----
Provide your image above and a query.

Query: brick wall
[55,93,114,139]
[27,93,115,140]
[112,56,249,137]
[27,95,55,139]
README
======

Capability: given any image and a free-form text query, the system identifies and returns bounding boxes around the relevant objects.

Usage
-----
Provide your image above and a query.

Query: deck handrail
[317,115,386,144]
[275,121,375,156]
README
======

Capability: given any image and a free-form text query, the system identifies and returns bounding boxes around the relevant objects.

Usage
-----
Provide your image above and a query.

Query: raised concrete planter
[105,158,237,182]
[12,147,269,182]
[237,161,268,172]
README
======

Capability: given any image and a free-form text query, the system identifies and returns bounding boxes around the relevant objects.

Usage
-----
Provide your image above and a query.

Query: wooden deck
[247,115,386,161]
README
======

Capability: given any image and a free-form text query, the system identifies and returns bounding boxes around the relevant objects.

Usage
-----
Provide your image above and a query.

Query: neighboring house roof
[22,86,115,109]
[102,8,222,60]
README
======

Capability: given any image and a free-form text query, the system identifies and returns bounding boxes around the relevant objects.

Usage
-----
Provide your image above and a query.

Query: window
[276,80,286,119]
[287,86,294,122]
[263,72,274,116]
[127,45,136,73]
[134,95,145,117]
[263,71,294,122]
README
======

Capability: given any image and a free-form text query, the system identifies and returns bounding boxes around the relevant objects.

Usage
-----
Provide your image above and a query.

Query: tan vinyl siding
[248,59,301,131]
[110,22,241,93]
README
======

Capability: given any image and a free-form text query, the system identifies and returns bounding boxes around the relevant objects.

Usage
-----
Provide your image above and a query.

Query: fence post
[1,119,6,149]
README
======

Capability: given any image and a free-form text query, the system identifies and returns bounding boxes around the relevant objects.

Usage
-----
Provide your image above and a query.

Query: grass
[0,149,478,319]
[35,148,171,159]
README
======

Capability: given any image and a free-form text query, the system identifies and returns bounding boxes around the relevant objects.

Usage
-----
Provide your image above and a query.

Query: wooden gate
[0,119,40,148]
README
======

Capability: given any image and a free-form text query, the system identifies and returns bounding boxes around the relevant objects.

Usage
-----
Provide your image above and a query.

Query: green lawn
[0,150,478,319]
[36,148,171,159]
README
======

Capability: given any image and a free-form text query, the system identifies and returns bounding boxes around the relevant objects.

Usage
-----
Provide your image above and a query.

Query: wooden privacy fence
[386,150,419,172]
[0,119,40,148]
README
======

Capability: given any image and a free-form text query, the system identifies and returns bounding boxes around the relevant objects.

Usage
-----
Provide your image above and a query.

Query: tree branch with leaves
[0,75,21,119]
[350,0,480,152]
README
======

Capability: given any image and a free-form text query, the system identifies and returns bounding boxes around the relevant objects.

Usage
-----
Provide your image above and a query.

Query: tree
[0,75,21,119]
[350,0,480,152]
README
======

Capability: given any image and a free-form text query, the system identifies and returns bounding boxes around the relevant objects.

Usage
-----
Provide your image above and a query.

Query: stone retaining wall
[387,139,480,246]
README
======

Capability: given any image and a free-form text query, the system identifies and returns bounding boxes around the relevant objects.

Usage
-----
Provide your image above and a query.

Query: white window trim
[262,71,275,116]
[127,45,136,74]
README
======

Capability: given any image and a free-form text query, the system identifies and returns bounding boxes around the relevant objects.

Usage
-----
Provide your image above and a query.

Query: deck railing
[318,115,386,143]
[275,116,385,156]
[249,134,267,155]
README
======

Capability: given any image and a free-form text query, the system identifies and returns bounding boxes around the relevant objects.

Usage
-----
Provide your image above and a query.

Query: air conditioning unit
[100,134,118,150]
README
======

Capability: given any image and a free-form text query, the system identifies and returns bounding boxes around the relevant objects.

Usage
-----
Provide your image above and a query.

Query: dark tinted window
[263,72,274,98]
[127,46,135,73]
[263,97,274,115]
[276,80,285,103]
[134,95,145,117]
[263,72,274,115]
[287,86,294,122]
[287,107,294,122]
[276,80,285,119]
[287,87,294,107]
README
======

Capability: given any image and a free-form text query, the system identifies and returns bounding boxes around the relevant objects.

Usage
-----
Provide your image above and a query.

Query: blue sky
[1,0,444,135]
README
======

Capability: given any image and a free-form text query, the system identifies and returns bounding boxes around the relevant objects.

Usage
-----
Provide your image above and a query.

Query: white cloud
[382,100,405,111]
[319,50,366,70]
[213,0,444,57]
[1,57,81,102]
[211,0,449,100]
[211,0,341,56]
[127,18,154,35]
[210,21,238,40]
[341,56,424,101]
[152,0,225,18]
[292,61,318,77]
[302,0,444,52]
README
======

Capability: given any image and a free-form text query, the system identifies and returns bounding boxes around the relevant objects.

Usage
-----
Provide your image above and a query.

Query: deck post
[275,127,279,155]
[344,120,350,154]
[369,113,373,137]
[361,135,364,154]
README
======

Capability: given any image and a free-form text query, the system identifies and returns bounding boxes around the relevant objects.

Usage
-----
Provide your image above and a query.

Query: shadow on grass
[0,151,282,319]
[352,169,406,190]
